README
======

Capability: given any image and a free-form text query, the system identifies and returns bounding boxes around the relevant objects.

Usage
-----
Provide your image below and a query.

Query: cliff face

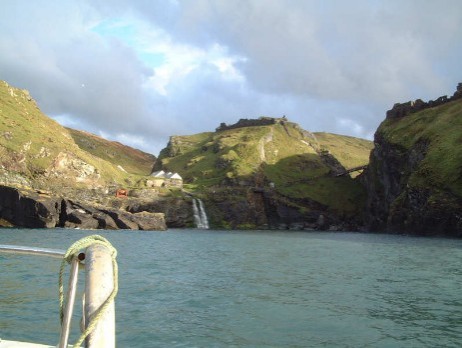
[156,118,373,230]
[0,81,157,191]
[0,185,167,230]
[364,86,462,236]
[0,80,170,230]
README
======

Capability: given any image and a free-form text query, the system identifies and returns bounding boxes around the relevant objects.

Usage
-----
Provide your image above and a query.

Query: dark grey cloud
[147,0,462,100]
[0,1,165,151]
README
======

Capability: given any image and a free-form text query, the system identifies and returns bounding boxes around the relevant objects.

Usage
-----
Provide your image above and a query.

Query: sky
[1,0,461,156]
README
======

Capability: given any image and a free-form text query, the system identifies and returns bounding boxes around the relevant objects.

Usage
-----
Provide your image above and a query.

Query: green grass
[0,82,79,172]
[156,119,373,216]
[0,81,153,190]
[264,154,365,217]
[378,99,462,195]
[264,154,328,183]
[67,128,156,175]
[314,132,374,170]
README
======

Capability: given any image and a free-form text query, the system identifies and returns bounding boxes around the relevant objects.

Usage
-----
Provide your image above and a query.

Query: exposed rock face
[204,188,360,231]
[125,197,193,228]
[48,152,100,184]
[0,186,62,228]
[319,151,346,176]
[363,89,462,237]
[364,135,462,236]
[216,117,278,132]
[0,185,167,230]
[385,82,462,119]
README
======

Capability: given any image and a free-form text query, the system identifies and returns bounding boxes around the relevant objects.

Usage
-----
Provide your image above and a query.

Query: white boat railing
[0,235,117,348]
[0,245,65,258]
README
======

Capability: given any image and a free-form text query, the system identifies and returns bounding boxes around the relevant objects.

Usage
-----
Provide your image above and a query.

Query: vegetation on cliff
[156,117,373,229]
[67,128,156,176]
[379,99,462,195]
[2,76,461,234]
[365,93,462,236]
[0,81,156,192]
[0,80,167,230]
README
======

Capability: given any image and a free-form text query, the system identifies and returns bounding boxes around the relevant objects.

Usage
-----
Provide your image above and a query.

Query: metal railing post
[84,244,115,348]
[58,254,82,348]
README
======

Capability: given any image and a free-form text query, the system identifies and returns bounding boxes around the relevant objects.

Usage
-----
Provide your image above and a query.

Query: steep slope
[0,80,166,230]
[364,84,462,236]
[156,117,373,229]
[67,128,156,176]
[314,132,374,175]
[0,81,82,183]
[0,81,155,192]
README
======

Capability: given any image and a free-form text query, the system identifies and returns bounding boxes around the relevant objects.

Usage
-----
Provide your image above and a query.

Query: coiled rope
[59,235,118,347]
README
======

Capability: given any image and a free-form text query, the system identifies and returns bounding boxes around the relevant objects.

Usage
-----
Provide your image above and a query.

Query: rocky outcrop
[363,135,424,231]
[364,135,462,236]
[0,186,62,228]
[125,197,194,228]
[363,86,462,237]
[204,187,361,231]
[319,151,346,176]
[47,152,101,184]
[386,82,462,119]
[216,117,278,132]
[0,185,167,230]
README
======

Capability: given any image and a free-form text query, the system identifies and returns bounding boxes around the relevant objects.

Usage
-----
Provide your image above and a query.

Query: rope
[59,235,118,348]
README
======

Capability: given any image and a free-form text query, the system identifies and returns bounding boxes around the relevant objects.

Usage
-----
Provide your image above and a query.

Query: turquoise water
[0,229,461,347]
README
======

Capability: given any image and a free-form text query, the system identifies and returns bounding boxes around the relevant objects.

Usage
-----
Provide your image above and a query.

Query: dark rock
[126,197,192,228]
[0,185,167,230]
[319,152,346,176]
[79,198,167,230]
[203,187,345,230]
[316,214,327,230]
[453,83,462,99]
[102,209,140,229]
[386,83,462,119]
[215,117,277,132]
[61,200,101,229]
[363,123,462,236]
[0,185,61,228]
[133,212,167,230]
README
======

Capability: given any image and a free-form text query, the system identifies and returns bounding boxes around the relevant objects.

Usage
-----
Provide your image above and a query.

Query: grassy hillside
[377,98,462,196]
[0,82,78,171]
[314,132,374,171]
[67,128,156,176]
[0,81,152,191]
[156,118,373,217]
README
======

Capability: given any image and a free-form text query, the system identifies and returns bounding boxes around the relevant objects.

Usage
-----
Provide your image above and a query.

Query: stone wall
[216,117,280,132]
[386,83,462,119]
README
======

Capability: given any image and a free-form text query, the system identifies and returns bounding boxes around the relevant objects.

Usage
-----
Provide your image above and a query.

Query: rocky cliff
[0,185,167,230]
[363,84,462,236]
[0,80,170,230]
[8,77,462,235]
[155,117,373,230]
[0,81,156,191]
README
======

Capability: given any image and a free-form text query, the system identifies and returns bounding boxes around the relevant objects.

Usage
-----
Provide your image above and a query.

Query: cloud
[0,0,461,155]
[145,0,462,101]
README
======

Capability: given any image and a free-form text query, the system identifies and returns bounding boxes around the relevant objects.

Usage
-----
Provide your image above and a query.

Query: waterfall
[198,199,209,229]
[192,198,209,229]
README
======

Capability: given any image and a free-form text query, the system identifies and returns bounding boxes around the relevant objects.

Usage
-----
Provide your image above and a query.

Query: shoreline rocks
[0,185,167,230]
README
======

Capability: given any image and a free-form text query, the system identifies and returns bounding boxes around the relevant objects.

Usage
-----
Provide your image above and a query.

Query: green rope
[59,235,118,347]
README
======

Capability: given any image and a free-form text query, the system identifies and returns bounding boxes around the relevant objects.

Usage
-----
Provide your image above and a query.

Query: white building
[149,170,183,188]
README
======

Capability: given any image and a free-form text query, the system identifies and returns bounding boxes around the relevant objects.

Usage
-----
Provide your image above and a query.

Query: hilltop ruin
[386,83,462,119]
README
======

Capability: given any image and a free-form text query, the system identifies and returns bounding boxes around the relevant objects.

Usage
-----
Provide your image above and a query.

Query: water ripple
[1,229,461,347]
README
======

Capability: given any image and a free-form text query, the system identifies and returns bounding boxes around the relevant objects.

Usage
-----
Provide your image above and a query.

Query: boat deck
[0,340,55,348]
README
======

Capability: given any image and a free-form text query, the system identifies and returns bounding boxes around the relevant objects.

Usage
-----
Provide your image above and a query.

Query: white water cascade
[192,198,209,229]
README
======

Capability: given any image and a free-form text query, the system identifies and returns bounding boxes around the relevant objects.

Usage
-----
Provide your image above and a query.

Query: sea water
[0,229,461,347]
